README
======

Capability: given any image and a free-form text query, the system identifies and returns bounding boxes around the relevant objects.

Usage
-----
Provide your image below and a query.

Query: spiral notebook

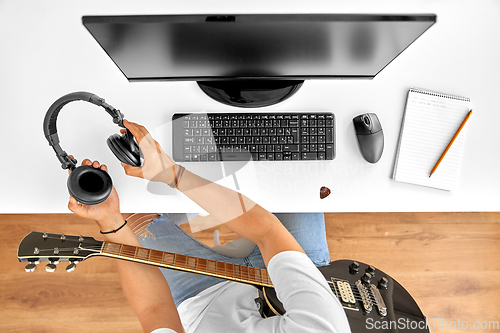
[392,88,471,191]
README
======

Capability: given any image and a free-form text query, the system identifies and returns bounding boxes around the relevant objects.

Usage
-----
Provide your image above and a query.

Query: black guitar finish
[258,260,429,333]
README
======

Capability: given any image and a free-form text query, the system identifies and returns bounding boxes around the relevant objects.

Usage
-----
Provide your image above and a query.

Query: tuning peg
[45,263,57,272]
[66,263,77,273]
[24,259,40,273]
[25,263,37,273]
[66,259,79,273]
[45,259,59,273]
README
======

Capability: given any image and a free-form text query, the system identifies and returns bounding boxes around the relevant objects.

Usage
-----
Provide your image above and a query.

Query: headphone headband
[43,91,125,170]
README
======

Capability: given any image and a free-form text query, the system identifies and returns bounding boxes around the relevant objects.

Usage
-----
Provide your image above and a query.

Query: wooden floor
[1,213,499,332]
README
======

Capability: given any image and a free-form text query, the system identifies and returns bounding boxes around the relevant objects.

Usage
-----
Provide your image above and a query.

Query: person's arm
[120,120,304,266]
[67,159,183,333]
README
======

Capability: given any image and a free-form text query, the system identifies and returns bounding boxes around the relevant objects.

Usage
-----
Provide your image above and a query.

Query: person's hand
[120,119,177,184]
[67,157,122,228]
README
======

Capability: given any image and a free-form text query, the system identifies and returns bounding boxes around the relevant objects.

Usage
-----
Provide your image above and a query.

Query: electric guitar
[18,231,429,332]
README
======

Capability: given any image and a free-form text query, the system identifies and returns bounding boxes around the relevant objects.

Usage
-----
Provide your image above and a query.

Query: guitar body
[259,260,429,333]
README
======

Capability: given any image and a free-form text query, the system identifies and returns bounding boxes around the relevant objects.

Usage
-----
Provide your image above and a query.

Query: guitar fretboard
[101,241,273,288]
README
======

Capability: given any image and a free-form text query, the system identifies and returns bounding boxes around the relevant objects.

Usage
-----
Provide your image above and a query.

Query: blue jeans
[138,213,330,307]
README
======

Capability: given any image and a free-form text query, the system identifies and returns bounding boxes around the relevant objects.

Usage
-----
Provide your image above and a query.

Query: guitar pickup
[328,279,359,311]
[336,280,356,304]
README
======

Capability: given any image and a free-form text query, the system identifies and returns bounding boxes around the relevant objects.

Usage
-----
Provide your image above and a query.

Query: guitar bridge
[370,284,388,317]
[355,280,373,314]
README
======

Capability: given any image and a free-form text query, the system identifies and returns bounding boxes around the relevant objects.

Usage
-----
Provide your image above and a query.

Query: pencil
[429,110,472,177]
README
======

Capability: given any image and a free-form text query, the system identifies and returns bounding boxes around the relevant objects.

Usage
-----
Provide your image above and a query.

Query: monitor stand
[197,80,304,108]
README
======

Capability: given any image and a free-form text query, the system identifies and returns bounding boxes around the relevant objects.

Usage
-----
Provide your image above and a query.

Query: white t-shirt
[153,251,350,333]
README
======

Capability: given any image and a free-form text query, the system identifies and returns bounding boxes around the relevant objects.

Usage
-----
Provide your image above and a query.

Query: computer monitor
[82,14,436,108]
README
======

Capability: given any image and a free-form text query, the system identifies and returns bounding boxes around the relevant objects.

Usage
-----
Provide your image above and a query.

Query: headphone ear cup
[67,165,113,205]
[107,131,143,167]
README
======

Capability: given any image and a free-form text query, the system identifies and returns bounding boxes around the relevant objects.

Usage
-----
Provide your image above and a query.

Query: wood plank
[324,213,500,333]
[1,213,499,333]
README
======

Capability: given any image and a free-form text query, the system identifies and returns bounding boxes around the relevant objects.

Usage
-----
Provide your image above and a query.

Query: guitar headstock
[17,231,103,273]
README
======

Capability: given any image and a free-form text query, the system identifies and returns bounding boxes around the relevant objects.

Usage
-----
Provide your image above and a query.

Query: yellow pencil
[429,110,472,177]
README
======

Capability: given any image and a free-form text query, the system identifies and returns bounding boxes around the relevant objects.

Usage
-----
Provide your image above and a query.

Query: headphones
[43,91,143,205]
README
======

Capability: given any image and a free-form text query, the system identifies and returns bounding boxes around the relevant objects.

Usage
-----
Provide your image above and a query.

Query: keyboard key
[302,152,317,160]
[326,128,334,143]
[283,144,299,152]
[317,116,325,127]
[326,144,334,160]
[326,116,334,126]
[220,152,253,161]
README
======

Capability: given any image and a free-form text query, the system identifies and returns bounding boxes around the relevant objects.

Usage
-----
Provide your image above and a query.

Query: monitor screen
[82,14,436,81]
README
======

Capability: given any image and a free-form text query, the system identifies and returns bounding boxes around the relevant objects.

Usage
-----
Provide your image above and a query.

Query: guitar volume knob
[349,261,360,275]
[365,265,376,276]
[378,277,388,289]
[361,272,372,284]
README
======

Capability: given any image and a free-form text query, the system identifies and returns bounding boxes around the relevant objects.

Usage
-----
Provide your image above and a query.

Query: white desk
[1,0,499,213]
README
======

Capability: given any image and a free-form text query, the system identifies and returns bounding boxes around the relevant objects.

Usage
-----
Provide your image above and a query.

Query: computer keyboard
[172,112,335,162]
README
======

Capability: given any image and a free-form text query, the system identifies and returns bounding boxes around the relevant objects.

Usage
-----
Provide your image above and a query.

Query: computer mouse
[353,113,384,163]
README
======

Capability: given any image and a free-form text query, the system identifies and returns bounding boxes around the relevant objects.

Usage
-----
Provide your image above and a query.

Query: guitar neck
[99,241,274,288]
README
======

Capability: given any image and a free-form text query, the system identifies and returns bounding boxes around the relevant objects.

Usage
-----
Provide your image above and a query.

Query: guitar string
[95,245,272,285]
[35,242,379,304]
[328,285,377,303]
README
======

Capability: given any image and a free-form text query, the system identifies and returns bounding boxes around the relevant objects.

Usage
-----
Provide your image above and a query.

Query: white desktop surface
[1,0,499,213]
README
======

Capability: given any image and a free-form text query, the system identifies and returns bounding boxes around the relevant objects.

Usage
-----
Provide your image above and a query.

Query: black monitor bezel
[82,14,437,82]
